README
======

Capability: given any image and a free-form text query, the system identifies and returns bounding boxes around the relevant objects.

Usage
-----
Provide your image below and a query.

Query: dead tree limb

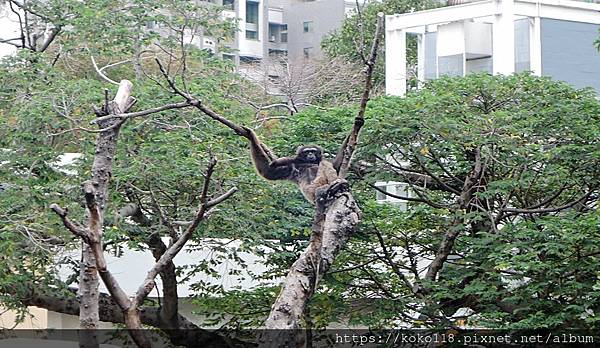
[51,81,238,347]
[146,15,383,347]
[334,13,384,178]
[257,13,384,347]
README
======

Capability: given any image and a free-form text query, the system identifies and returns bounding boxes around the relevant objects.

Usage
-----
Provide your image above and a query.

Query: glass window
[269,49,287,57]
[303,21,313,33]
[223,0,234,9]
[280,33,288,43]
[246,1,259,24]
[246,30,258,40]
[303,47,312,59]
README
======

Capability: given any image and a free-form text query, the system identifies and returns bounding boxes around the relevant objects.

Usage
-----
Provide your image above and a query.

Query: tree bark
[78,244,99,348]
[14,284,249,348]
[259,191,361,347]
[74,80,133,347]
[76,81,133,347]
[258,13,383,347]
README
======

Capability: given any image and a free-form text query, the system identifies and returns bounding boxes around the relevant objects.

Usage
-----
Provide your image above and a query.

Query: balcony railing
[447,0,600,4]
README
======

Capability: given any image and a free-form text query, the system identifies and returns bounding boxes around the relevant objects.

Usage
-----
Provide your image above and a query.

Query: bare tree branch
[90,54,120,85]
[335,12,384,177]
[502,189,594,215]
[49,204,90,243]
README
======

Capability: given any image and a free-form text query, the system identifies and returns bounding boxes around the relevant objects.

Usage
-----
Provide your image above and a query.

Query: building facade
[385,0,600,96]
[221,0,367,63]
[0,0,364,66]
[282,0,363,60]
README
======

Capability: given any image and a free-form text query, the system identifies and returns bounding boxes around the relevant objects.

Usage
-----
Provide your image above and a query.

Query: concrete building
[227,0,369,63]
[171,0,270,64]
[219,0,368,63]
[282,0,366,60]
[385,0,600,96]
[0,238,276,331]
[0,0,367,67]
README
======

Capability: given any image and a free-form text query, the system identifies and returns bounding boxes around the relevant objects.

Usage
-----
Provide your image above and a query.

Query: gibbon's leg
[325,179,349,200]
[312,186,329,232]
[302,160,338,204]
[311,179,350,232]
[311,181,348,232]
[315,186,329,212]
[314,179,349,212]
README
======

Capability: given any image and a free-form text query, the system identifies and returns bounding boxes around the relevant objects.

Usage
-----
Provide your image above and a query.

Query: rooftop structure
[385,0,600,96]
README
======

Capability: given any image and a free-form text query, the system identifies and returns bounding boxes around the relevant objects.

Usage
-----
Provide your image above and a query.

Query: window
[240,56,261,64]
[303,47,312,59]
[246,1,259,24]
[223,0,234,10]
[246,30,258,40]
[269,49,287,57]
[268,24,280,42]
[280,23,288,43]
[245,1,259,40]
[303,21,313,33]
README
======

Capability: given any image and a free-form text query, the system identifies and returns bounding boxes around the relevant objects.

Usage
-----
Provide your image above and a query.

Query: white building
[385,0,600,96]
[0,238,276,330]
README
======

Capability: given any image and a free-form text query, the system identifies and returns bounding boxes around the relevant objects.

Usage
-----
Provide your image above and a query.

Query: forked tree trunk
[258,13,383,348]
[78,80,133,348]
[259,191,361,347]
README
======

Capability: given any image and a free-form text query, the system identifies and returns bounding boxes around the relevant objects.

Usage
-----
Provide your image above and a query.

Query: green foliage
[195,73,600,330]
[14,0,236,56]
[321,0,440,86]
[331,73,599,329]
[2,0,599,334]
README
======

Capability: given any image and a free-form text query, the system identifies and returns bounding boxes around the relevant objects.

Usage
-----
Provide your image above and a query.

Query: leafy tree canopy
[195,73,600,330]
[321,0,440,87]
[0,0,598,335]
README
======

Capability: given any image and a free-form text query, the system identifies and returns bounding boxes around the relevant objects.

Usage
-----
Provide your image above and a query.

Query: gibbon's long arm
[245,127,294,181]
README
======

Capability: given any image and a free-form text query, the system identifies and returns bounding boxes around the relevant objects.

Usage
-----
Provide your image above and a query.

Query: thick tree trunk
[15,284,248,348]
[77,80,133,347]
[259,191,361,347]
[78,245,100,348]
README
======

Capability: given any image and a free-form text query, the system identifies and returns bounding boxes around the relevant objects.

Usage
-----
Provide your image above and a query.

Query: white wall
[238,0,264,58]
[0,4,22,57]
